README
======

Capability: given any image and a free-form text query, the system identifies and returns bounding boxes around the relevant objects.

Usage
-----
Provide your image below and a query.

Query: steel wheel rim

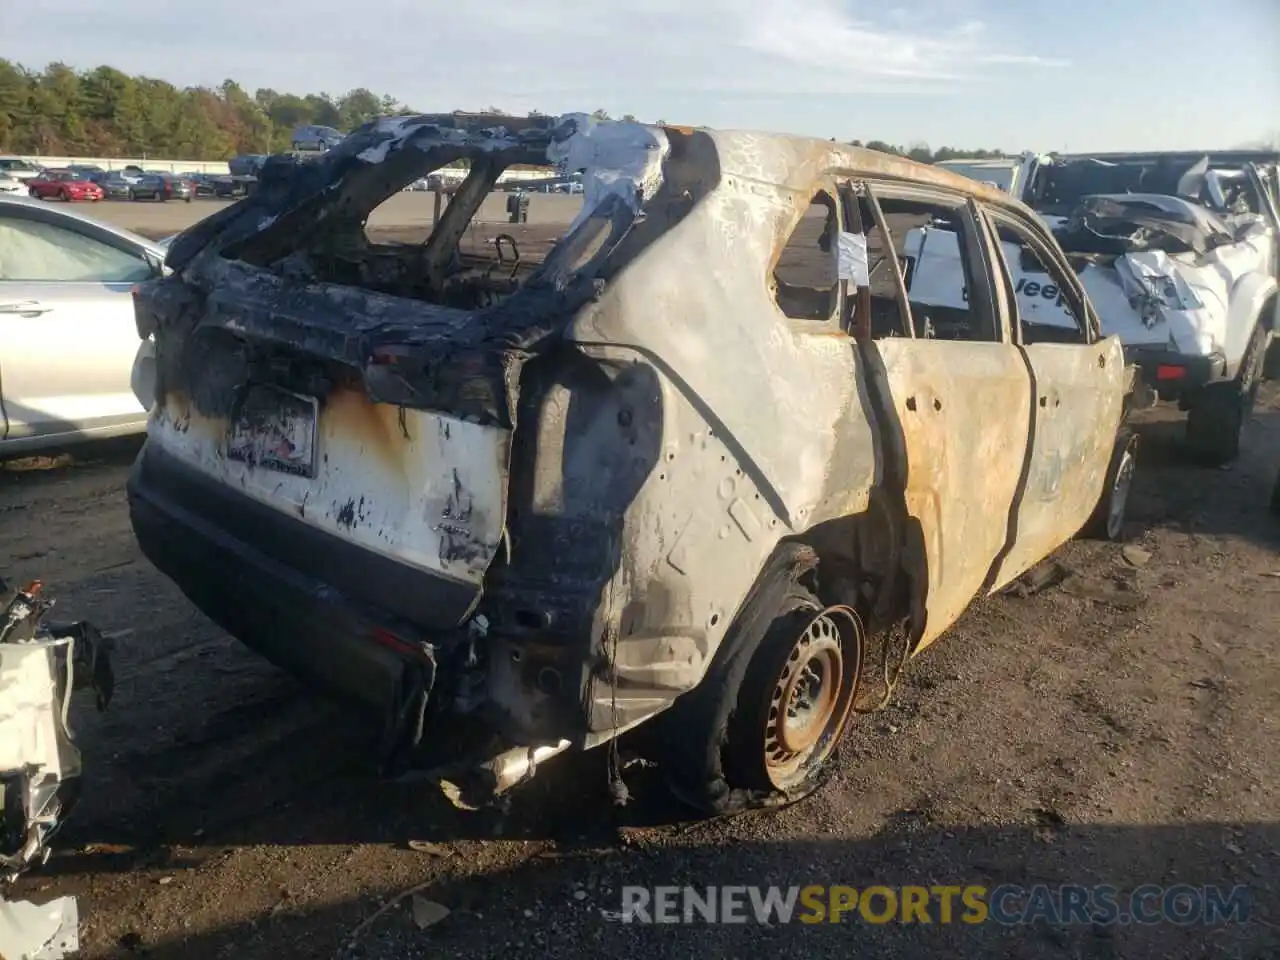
[1107,450,1135,539]
[762,608,858,790]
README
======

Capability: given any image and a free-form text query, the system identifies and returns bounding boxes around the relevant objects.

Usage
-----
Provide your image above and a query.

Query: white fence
[16,155,558,183]
[19,156,232,175]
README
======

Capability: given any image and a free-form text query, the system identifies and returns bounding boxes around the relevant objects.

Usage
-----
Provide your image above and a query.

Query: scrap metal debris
[1121,545,1153,568]
[340,880,444,956]
[1059,578,1147,611]
[0,576,115,958]
[405,840,451,857]
[1003,560,1072,598]
[410,896,450,929]
[0,895,79,959]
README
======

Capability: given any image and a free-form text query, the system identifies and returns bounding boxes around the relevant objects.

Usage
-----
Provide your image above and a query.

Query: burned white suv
[127,114,1136,814]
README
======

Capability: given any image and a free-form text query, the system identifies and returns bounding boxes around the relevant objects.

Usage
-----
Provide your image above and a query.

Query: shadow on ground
[43,715,694,871]
[52,821,1280,960]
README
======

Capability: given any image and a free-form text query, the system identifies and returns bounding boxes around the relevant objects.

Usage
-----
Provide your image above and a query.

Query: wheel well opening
[781,492,916,638]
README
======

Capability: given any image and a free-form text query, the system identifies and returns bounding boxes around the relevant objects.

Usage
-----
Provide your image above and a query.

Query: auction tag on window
[837,232,870,285]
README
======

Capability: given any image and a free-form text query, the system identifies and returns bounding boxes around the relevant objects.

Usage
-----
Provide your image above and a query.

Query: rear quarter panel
[563,149,880,719]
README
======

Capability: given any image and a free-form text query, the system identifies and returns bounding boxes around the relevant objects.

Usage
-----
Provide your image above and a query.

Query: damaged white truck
[905,150,1280,464]
[127,113,1137,814]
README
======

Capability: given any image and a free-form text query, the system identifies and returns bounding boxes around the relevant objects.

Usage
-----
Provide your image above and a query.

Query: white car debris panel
[0,579,113,958]
[127,113,1134,815]
[0,580,113,879]
[0,895,78,959]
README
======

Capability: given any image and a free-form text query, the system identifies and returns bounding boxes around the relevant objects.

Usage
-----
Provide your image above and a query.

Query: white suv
[0,157,42,182]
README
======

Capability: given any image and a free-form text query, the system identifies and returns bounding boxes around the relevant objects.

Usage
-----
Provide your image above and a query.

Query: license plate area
[226,384,318,477]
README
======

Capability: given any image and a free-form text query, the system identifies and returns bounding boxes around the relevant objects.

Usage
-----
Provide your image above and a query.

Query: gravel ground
[3,197,1278,960]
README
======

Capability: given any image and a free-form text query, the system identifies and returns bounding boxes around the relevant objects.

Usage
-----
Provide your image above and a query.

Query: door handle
[0,300,52,317]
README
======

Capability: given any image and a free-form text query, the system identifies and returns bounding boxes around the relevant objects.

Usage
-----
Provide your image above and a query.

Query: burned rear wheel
[657,556,864,816]
[723,590,862,800]
[758,605,854,791]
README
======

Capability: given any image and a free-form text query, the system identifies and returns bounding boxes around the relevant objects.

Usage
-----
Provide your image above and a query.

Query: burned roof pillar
[422,157,506,293]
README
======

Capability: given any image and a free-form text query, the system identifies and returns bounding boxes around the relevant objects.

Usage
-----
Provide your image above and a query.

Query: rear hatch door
[136,268,517,627]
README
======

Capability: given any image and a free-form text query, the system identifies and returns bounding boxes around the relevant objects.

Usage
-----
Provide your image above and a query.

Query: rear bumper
[127,441,459,760]
[1124,346,1227,401]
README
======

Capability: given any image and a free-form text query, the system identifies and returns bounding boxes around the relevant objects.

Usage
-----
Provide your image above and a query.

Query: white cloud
[0,0,1074,144]
[728,0,1073,90]
[5,0,1065,109]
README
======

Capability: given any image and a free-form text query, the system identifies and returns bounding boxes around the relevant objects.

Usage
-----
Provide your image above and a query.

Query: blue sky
[5,0,1278,150]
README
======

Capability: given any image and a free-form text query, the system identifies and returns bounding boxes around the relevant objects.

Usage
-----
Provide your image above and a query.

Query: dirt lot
[3,197,1279,960]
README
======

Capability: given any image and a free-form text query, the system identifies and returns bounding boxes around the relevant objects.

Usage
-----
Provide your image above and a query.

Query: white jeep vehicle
[905,151,1280,464]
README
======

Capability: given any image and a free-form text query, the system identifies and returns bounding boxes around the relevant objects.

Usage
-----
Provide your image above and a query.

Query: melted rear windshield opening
[347,165,594,309]
[198,116,717,316]
[238,155,614,311]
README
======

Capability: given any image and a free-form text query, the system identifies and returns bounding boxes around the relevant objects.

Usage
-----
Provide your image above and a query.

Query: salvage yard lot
[3,198,1279,960]
[87,190,587,243]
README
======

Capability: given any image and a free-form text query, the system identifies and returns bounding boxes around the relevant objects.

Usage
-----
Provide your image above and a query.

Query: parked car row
[0,156,246,204]
[37,168,196,203]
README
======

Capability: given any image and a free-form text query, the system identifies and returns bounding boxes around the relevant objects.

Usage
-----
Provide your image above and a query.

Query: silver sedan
[0,195,166,454]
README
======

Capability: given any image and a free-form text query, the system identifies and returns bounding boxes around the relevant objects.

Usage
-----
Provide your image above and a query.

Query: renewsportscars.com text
[611,884,1252,926]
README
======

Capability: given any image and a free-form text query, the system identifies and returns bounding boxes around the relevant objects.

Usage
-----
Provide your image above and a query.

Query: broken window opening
[772,190,840,323]
[232,154,639,313]
[986,212,1089,345]
[848,187,998,343]
[1205,171,1263,216]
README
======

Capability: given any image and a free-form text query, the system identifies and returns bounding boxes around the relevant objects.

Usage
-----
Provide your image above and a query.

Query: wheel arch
[780,489,918,638]
[1224,273,1278,375]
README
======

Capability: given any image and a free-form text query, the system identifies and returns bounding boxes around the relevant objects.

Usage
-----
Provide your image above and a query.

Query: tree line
[0,61,411,159]
[850,140,1009,163]
[0,62,1008,164]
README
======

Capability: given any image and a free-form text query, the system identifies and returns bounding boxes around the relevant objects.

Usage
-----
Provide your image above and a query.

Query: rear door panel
[871,337,1032,649]
[853,182,1033,652]
[0,206,155,443]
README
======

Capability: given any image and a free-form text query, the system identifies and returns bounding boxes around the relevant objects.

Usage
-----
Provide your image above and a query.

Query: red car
[26,169,105,202]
